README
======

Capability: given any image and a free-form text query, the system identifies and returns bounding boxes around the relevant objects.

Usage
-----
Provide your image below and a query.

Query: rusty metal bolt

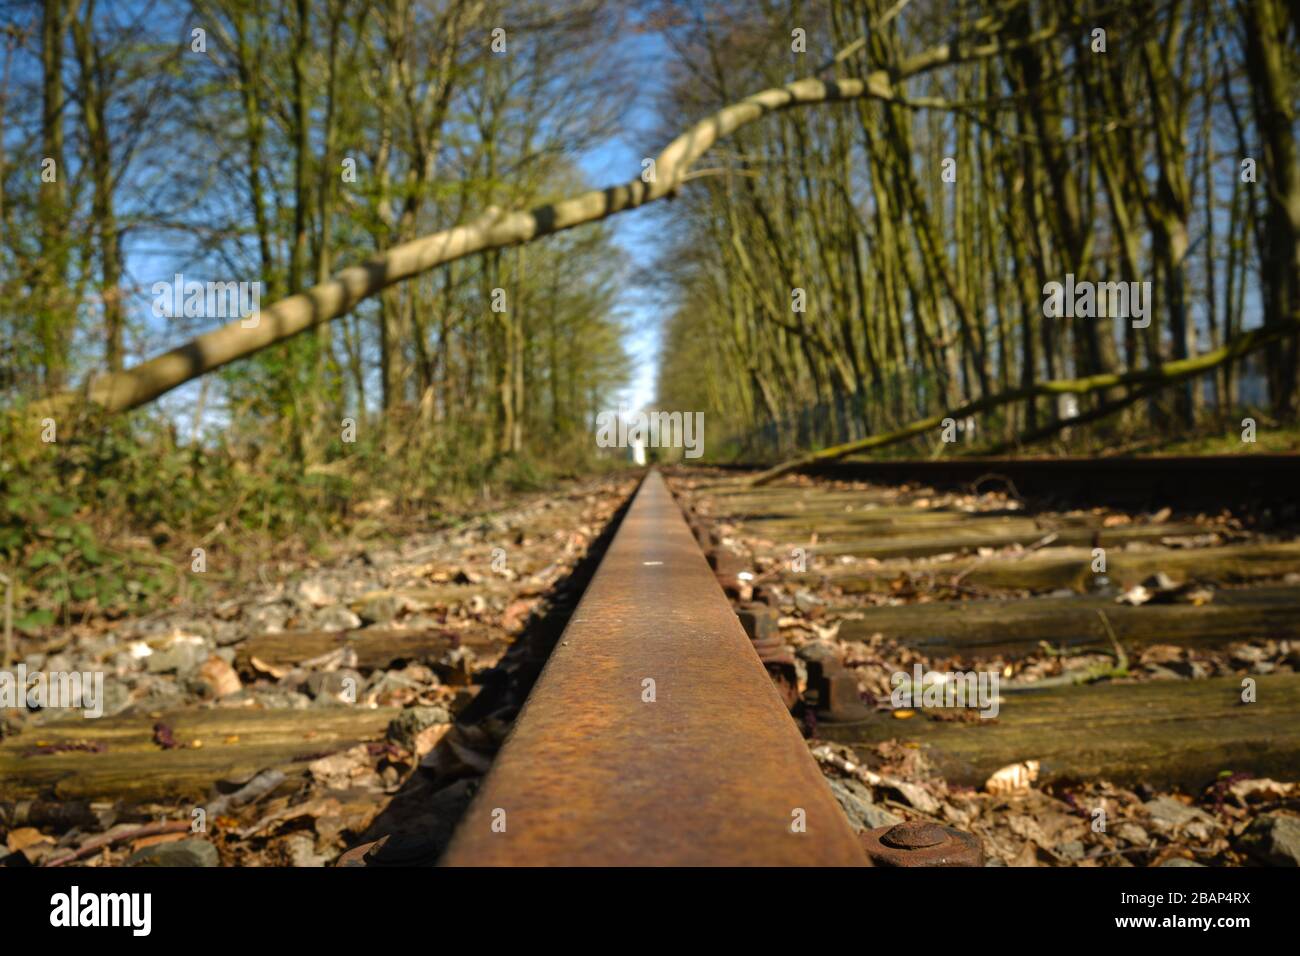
[707,548,749,599]
[859,821,984,867]
[802,651,872,723]
[822,670,873,722]
[751,635,793,664]
[736,604,777,643]
[735,604,799,711]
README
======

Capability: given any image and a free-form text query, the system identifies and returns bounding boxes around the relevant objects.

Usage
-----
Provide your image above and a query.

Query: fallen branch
[38,8,1113,427]
[1096,610,1130,672]
[201,768,287,818]
[43,820,191,868]
[48,74,898,419]
[750,318,1300,486]
[1000,611,1129,692]
[985,380,1170,454]
[43,768,286,867]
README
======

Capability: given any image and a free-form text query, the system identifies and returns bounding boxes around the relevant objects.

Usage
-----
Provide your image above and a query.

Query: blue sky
[573,28,674,414]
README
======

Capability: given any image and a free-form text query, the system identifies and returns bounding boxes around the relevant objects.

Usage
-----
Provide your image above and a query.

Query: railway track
[439,470,869,865]
[6,457,1294,868]
[737,454,1300,512]
[435,456,1299,867]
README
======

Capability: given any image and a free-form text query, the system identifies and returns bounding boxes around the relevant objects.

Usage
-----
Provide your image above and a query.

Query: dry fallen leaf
[6,827,52,853]
[309,744,381,790]
[296,580,333,608]
[1116,585,1152,607]
[1229,778,1297,802]
[250,656,288,680]
[887,778,942,814]
[985,759,1040,795]
[501,598,534,631]
[199,656,243,698]
[131,832,188,851]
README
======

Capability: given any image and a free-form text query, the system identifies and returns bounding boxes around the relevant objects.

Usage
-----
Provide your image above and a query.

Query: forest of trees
[2,0,633,481]
[0,0,1297,622]
[6,0,1296,470]
[654,0,1299,458]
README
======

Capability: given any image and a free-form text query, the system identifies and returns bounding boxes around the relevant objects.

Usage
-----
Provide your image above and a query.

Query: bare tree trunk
[72,1,125,372]
[1242,0,1300,418]
[37,0,69,391]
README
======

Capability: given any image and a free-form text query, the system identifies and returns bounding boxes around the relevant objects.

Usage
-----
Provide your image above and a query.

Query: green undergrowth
[0,410,623,637]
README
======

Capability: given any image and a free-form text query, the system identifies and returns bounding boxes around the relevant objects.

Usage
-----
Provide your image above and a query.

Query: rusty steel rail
[440,469,866,866]
[752,454,1300,512]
